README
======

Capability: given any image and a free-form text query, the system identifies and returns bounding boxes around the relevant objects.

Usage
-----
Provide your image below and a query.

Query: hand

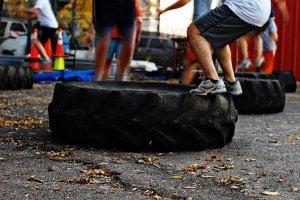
[158,9,165,16]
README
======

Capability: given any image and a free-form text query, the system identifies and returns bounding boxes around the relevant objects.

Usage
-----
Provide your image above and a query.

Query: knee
[187,23,201,40]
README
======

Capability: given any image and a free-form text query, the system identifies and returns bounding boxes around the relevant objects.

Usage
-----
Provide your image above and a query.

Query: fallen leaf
[214,164,234,171]
[200,174,215,178]
[60,177,100,185]
[259,171,268,178]
[185,163,207,173]
[137,157,159,165]
[82,166,120,177]
[27,176,44,183]
[261,191,280,196]
[170,175,183,180]
[208,155,222,162]
[47,149,74,161]
[184,186,197,189]
[217,176,243,186]
[276,176,285,183]
[231,185,239,190]
[0,117,46,128]
[152,194,163,200]
[287,131,300,142]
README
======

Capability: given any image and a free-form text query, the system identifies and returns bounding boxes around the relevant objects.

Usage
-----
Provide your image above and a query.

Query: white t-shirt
[34,0,58,29]
[224,0,271,27]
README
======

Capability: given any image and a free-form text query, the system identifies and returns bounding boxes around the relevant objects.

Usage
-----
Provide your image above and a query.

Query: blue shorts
[107,39,122,61]
[93,0,135,38]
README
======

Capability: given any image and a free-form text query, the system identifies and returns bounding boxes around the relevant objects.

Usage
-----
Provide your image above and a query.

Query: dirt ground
[0,83,299,200]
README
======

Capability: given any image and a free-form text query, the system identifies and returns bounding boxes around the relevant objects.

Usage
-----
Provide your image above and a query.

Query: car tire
[48,81,238,151]
[0,66,34,90]
[232,78,285,114]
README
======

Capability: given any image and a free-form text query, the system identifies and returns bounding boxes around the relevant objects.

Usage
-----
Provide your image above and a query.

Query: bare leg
[253,34,263,59]
[116,29,136,81]
[102,60,112,80]
[215,45,236,82]
[33,40,50,60]
[94,32,111,81]
[238,35,249,60]
[181,60,198,85]
[187,24,219,80]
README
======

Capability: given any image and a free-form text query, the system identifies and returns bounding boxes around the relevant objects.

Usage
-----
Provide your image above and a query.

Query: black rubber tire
[234,72,275,80]
[0,66,34,90]
[0,66,5,90]
[232,78,285,114]
[48,81,238,151]
[24,67,34,89]
[192,72,275,86]
[272,71,297,93]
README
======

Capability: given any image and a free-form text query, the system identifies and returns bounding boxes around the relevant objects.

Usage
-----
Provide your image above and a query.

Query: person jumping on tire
[159,0,213,85]
[188,0,271,95]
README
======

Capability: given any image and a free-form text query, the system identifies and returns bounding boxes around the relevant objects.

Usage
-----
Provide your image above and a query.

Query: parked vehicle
[133,35,177,67]
[0,17,27,42]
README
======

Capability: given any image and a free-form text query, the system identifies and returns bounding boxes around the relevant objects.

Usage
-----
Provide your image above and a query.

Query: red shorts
[185,43,196,61]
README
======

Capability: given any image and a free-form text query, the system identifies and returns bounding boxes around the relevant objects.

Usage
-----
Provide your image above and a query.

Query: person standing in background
[237,0,289,71]
[93,0,137,81]
[103,0,142,80]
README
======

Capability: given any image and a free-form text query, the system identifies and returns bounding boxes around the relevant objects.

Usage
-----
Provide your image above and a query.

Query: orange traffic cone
[29,28,41,71]
[54,29,65,71]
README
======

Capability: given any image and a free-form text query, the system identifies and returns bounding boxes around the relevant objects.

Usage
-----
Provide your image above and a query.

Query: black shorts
[93,0,135,37]
[193,5,268,49]
[38,25,57,52]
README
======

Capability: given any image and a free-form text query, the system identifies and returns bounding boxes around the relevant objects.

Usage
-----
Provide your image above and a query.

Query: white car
[0,17,28,39]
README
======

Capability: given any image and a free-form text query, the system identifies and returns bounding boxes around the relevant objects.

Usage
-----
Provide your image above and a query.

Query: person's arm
[135,17,142,46]
[275,0,289,22]
[269,19,279,42]
[15,4,39,20]
[134,0,143,46]
[159,0,191,15]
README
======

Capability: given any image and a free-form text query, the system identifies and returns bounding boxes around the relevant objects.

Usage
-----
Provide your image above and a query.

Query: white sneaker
[239,58,252,70]
[190,79,227,96]
[224,79,243,96]
[255,56,265,68]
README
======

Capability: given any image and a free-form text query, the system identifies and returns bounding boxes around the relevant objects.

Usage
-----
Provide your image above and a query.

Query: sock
[224,78,236,85]
[206,78,219,84]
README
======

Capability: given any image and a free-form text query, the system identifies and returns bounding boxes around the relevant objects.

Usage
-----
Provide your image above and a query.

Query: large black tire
[0,66,34,90]
[48,82,238,151]
[272,71,297,93]
[234,72,275,80]
[192,72,275,86]
[232,78,285,114]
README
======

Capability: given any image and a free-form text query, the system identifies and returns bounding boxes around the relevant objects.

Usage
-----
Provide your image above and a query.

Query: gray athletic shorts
[193,5,269,49]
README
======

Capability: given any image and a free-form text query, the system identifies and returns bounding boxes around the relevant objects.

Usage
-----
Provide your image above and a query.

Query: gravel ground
[0,83,299,200]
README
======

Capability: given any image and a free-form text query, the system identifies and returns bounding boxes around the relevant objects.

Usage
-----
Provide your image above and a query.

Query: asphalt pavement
[0,83,299,200]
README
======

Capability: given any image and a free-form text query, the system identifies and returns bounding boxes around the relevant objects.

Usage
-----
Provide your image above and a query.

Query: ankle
[224,78,237,85]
